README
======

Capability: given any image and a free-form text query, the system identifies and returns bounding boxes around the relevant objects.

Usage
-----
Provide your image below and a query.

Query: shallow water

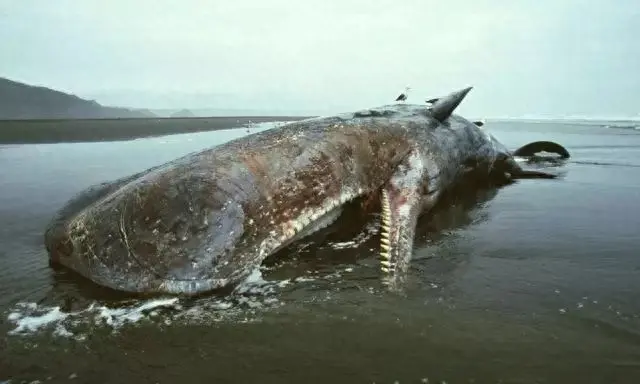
[1,119,640,383]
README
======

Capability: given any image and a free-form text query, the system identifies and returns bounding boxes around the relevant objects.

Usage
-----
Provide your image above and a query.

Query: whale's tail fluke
[506,140,571,179]
[512,140,570,159]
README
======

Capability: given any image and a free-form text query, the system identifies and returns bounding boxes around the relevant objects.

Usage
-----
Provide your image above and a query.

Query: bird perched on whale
[395,86,411,102]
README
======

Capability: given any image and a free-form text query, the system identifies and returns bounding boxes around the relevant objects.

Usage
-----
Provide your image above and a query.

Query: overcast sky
[1,0,638,117]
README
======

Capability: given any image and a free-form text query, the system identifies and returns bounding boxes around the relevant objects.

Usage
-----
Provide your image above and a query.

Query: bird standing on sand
[395,87,411,102]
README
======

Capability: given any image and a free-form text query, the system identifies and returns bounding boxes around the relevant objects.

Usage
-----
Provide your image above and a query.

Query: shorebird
[395,87,410,102]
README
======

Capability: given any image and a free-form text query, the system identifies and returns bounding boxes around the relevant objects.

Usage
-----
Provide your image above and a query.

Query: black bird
[395,87,410,102]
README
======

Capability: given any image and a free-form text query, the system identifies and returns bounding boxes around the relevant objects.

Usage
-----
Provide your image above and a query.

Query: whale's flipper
[430,86,473,122]
[378,148,429,291]
[512,141,570,159]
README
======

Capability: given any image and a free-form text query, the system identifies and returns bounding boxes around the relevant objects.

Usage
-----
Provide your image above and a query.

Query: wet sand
[0,116,311,144]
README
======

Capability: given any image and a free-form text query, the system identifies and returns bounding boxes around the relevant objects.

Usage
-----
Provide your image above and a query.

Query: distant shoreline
[0,115,313,145]
[4,114,638,146]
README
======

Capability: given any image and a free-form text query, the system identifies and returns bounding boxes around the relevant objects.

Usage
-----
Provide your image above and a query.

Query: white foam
[8,304,70,335]
[4,267,301,339]
[330,240,359,250]
[232,268,291,296]
[96,297,180,328]
[6,297,183,338]
[4,260,369,338]
[292,276,317,283]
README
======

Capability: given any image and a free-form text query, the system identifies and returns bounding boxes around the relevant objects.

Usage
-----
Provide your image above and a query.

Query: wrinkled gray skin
[45,87,569,295]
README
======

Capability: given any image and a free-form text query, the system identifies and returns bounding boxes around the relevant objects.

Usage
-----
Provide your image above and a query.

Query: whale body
[44,87,569,295]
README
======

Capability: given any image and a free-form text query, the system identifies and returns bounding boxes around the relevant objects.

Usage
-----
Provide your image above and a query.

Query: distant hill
[0,77,156,120]
[170,108,196,118]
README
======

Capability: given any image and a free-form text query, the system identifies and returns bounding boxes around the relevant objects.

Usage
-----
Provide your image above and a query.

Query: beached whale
[44,86,570,296]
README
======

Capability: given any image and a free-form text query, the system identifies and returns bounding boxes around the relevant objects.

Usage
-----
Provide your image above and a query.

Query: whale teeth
[379,189,393,277]
[293,221,304,233]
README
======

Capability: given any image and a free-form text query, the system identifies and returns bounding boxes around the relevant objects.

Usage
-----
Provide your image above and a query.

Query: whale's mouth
[378,189,395,279]
[377,186,422,291]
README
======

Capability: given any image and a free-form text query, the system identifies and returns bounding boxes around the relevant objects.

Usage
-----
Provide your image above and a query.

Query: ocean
[1,118,639,383]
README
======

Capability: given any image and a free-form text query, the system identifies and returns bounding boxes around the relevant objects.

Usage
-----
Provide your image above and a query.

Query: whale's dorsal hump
[430,86,473,122]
